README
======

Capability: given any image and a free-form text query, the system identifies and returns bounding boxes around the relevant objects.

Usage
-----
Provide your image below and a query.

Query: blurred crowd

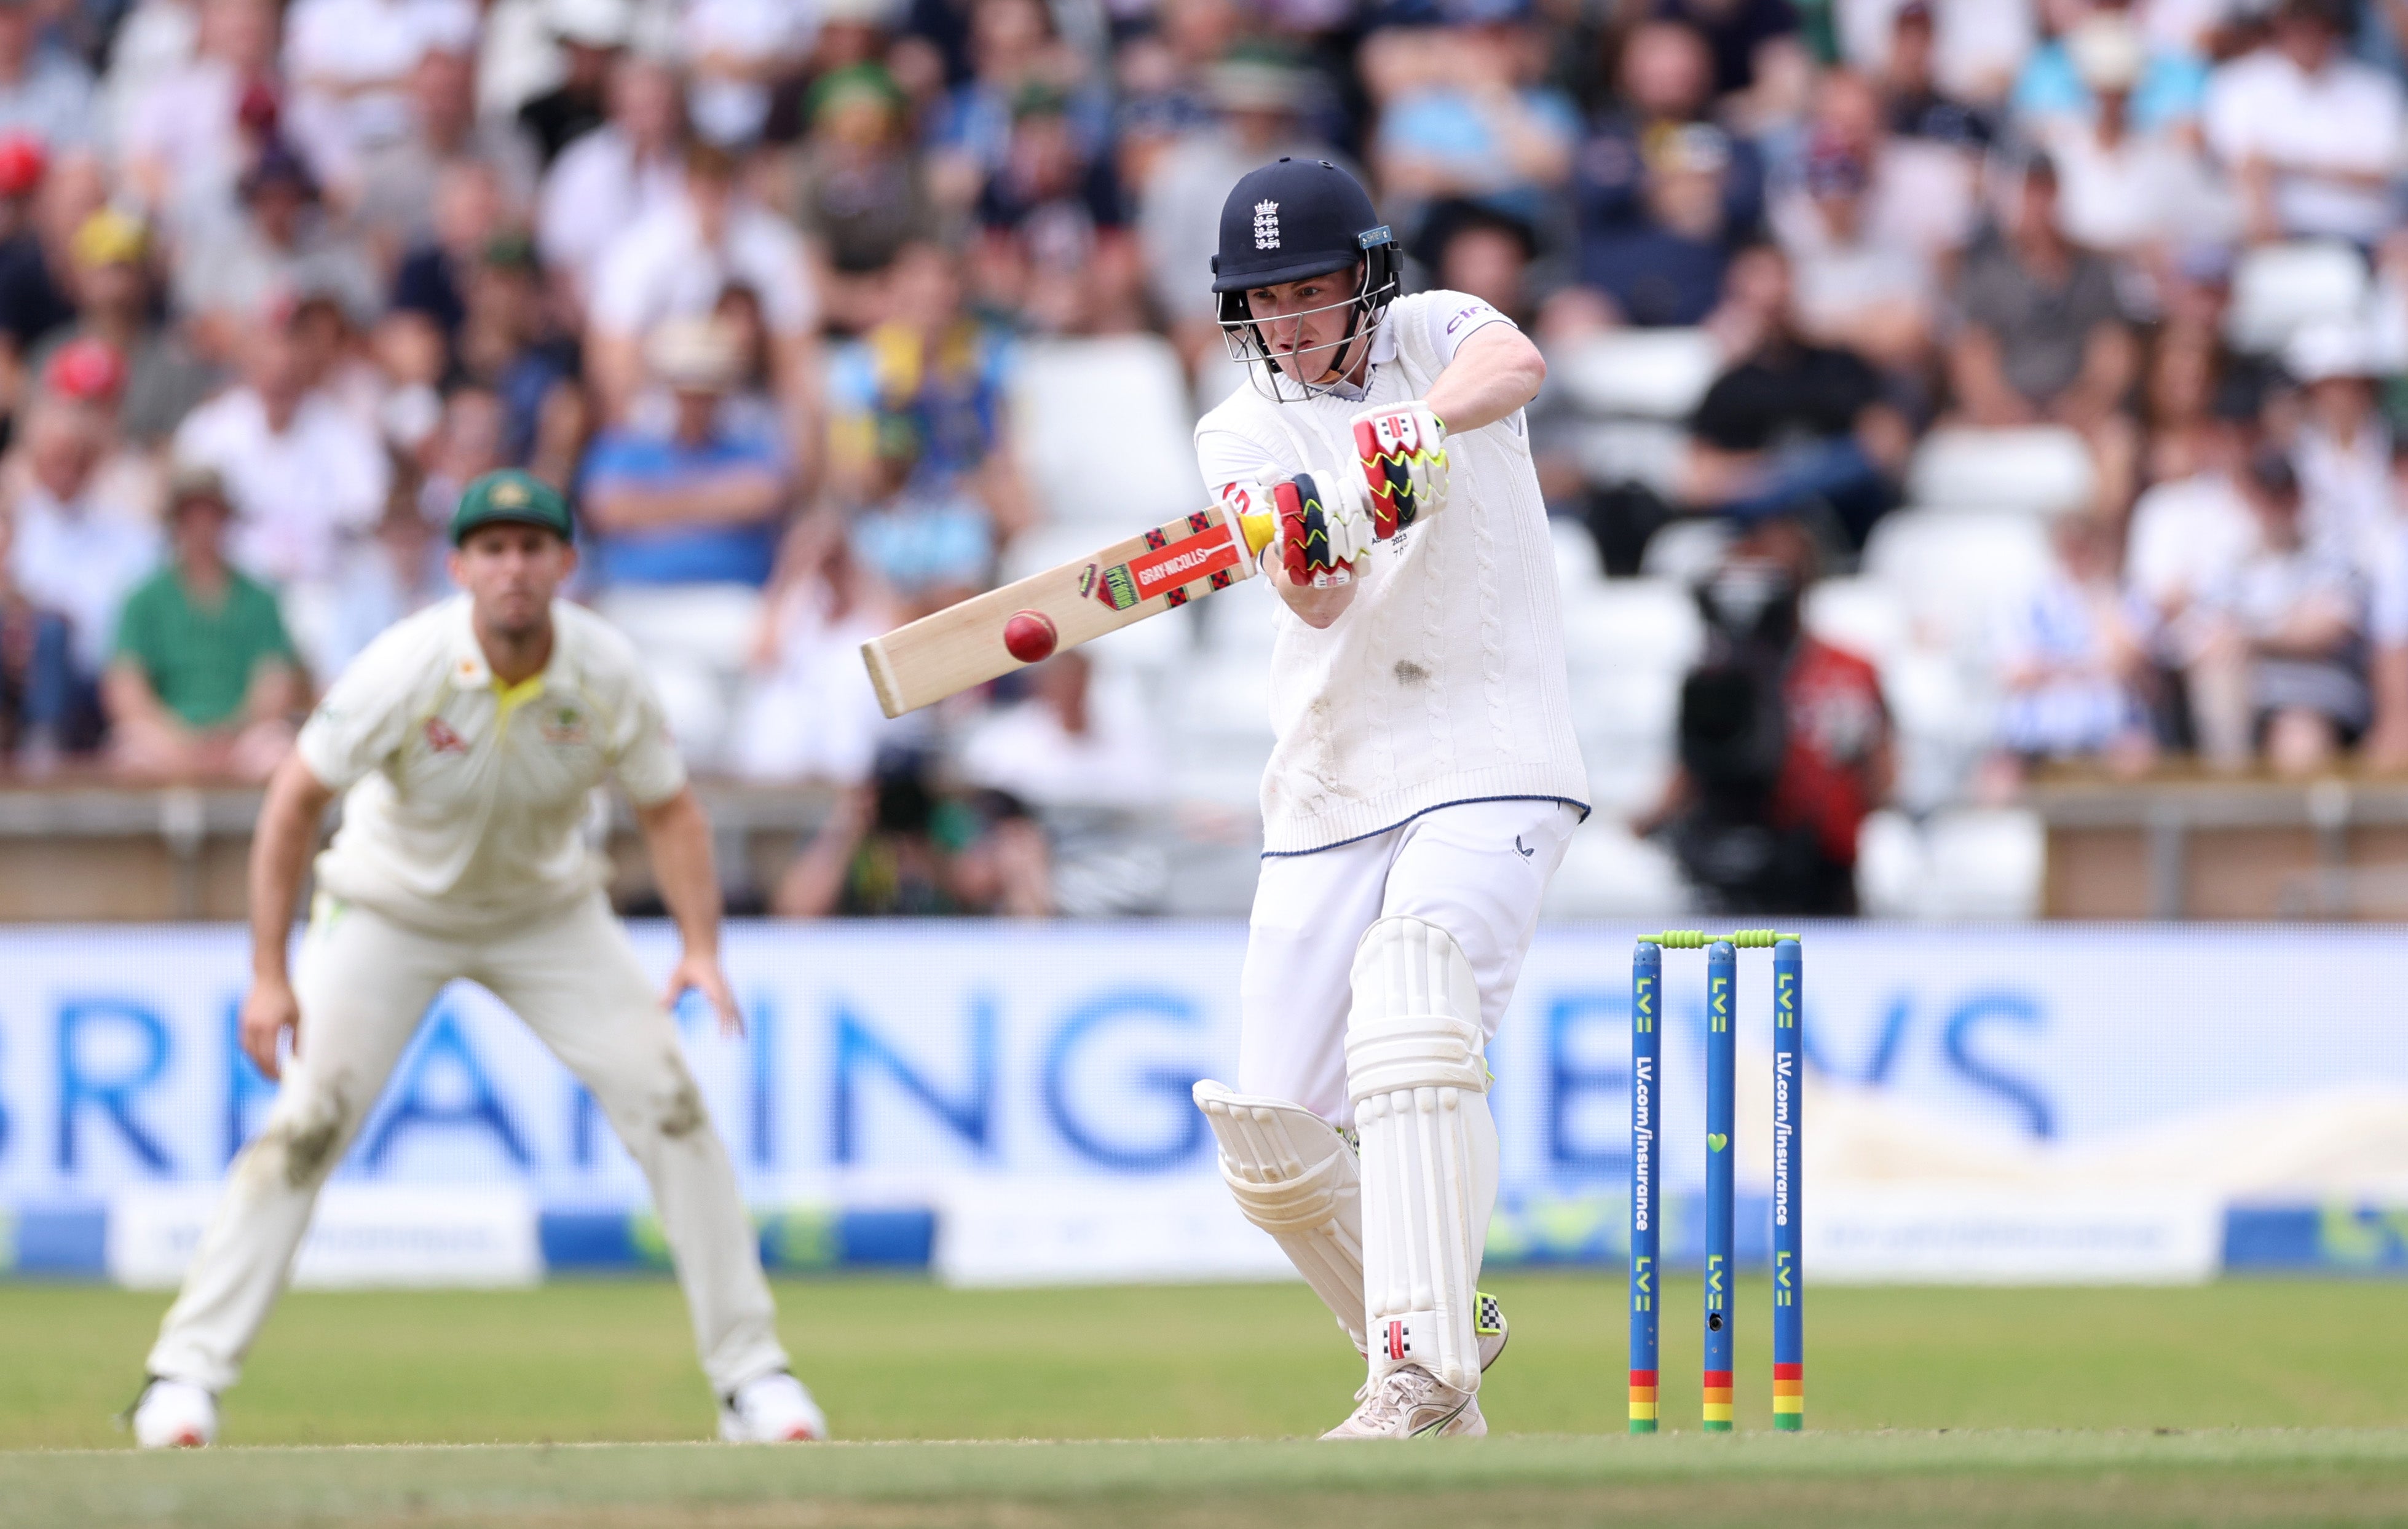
[4,0,2408,914]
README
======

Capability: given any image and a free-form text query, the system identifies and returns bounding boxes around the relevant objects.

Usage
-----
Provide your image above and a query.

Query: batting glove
[1349,401,1448,537]
[1273,469,1375,588]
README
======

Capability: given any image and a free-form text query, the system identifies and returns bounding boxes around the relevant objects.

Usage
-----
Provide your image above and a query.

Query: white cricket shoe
[1322,1365,1485,1440]
[717,1372,827,1443]
[130,1378,217,1448]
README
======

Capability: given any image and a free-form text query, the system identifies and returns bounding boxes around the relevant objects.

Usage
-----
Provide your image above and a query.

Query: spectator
[2012,0,2209,136]
[282,0,479,175]
[1138,57,1336,374]
[1655,0,1810,128]
[2188,448,2368,773]
[1805,66,1976,277]
[843,409,993,613]
[34,211,216,449]
[0,135,73,385]
[1112,0,1241,194]
[2285,321,2391,563]
[772,754,1050,917]
[1769,134,1935,376]
[1991,510,2158,785]
[120,0,282,240]
[175,142,384,356]
[1642,516,1892,915]
[388,160,513,351]
[731,511,901,784]
[1879,0,1992,151]
[1570,19,1764,242]
[516,0,630,167]
[1574,122,1743,329]
[924,0,1101,220]
[1416,199,1542,328]
[0,504,73,770]
[957,649,1169,914]
[333,46,539,258]
[452,233,584,481]
[790,64,939,336]
[1364,17,1577,234]
[826,240,1029,540]
[172,317,393,589]
[536,52,686,297]
[682,0,816,148]
[587,140,819,426]
[2039,12,2235,261]
[2203,0,2404,247]
[288,484,449,681]
[0,0,97,150]
[971,83,1139,334]
[2128,387,2259,696]
[580,315,793,766]
[1947,153,2137,505]
[958,658,1133,813]
[7,398,157,737]
[1680,242,1908,548]
[103,466,304,782]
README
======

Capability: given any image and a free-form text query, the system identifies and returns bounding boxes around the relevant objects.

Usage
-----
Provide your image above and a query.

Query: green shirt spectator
[112,563,296,727]
[103,466,304,783]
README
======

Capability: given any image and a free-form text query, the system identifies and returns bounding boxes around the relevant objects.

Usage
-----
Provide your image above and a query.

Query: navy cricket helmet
[1211,157,1400,398]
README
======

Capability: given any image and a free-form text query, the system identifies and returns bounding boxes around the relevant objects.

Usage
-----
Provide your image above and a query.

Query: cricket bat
[862,502,1277,718]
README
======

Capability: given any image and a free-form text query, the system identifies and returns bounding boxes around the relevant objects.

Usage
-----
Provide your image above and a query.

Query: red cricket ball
[1003,609,1058,663]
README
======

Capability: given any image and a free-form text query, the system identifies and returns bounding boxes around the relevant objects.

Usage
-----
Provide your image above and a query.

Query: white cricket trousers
[1238,798,1579,1123]
[146,892,790,1397]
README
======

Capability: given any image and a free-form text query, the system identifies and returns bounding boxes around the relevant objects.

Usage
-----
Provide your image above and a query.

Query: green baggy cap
[450,469,574,545]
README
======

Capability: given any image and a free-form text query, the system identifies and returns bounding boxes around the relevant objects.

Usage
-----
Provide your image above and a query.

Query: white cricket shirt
[1194,288,1590,855]
[297,596,687,936]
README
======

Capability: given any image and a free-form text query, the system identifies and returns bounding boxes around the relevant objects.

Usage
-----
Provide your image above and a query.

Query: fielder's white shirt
[298,596,687,936]
[1194,288,1589,855]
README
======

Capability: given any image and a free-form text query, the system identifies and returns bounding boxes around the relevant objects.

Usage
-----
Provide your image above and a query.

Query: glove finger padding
[1351,403,1448,537]
[1276,472,1355,588]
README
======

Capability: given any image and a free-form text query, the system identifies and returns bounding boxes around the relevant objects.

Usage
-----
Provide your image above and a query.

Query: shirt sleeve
[607,665,688,807]
[586,225,658,336]
[294,626,427,792]
[110,580,158,669]
[1418,289,1518,368]
[1194,415,1295,494]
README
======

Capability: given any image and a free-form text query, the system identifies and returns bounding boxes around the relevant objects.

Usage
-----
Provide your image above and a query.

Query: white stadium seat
[1861,509,2053,654]
[1802,577,1911,667]
[1550,514,1605,591]
[1550,328,1723,419]
[1905,426,2096,517]
[1638,516,1732,585]
[1539,818,1692,918]
[1014,336,1202,527]
[1558,578,1706,677]
[2225,240,2369,356]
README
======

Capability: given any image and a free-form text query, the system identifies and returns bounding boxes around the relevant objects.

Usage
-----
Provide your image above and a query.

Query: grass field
[5,1273,2407,1525]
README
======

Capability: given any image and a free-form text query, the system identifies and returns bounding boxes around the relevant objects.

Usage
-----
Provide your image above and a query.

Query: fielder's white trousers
[1239,798,1579,1123]
[147,893,790,1398]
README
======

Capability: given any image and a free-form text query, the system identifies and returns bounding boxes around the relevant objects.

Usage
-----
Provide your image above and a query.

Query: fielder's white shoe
[717,1372,827,1443]
[1322,1364,1485,1439]
[130,1378,217,1448]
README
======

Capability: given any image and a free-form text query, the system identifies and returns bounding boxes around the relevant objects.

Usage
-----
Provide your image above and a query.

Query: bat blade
[861,504,1274,718]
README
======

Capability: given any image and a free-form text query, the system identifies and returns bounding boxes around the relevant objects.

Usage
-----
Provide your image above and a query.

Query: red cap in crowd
[0,133,45,198]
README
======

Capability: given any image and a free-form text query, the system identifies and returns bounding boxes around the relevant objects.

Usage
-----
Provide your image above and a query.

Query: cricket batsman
[1188,159,1590,1439]
[129,471,824,1448]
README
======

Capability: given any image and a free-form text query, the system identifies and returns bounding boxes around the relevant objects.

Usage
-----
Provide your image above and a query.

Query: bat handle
[1238,512,1277,559]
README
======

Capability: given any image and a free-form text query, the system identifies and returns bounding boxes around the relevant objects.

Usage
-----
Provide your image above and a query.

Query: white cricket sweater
[1194,290,1590,855]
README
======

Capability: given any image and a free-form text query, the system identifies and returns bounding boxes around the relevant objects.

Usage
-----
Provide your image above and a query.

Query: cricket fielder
[130,471,824,1448]
[1188,160,1589,1438]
